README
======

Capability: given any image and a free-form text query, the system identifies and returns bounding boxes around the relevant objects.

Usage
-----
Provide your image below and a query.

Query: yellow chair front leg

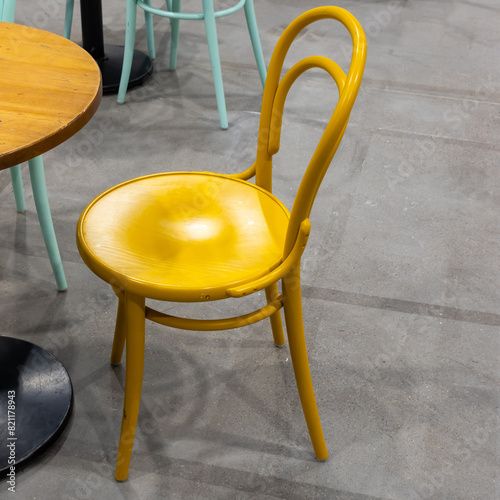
[115,292,146,481]
[282,264,328,461]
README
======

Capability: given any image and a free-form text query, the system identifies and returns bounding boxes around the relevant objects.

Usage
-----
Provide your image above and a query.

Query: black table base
[81,0,153,94]
[0,337,73,476]
[96,44,153,94]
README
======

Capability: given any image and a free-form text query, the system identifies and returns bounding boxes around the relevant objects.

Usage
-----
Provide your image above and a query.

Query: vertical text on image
[6,390,16,493]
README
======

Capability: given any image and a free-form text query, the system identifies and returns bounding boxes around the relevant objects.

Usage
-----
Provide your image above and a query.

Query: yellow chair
[77,6,366,481]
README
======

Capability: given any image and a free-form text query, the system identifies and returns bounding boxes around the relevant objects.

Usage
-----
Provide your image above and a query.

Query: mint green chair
[118,0,267,129]
[1,0,67,291]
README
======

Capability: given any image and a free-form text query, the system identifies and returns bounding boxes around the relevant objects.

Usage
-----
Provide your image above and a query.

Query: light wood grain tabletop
[0,21,102,170]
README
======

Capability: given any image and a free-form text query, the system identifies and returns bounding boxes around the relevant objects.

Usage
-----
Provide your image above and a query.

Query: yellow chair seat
[77,172,290,301]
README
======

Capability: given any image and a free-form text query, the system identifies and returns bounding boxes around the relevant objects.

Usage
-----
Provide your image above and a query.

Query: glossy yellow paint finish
[76,6,366,481]
[78,172,290,302]
[256,6,367,255]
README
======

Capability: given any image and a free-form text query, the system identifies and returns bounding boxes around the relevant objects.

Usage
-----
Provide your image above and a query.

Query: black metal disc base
[0,337,73,476]
[96,44,153,94]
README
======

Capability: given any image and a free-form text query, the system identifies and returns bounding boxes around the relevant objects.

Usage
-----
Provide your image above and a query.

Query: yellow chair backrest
[253,6,366,256]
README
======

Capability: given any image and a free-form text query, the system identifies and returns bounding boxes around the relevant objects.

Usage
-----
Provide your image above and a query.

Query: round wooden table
[0,21,102,168]
[0,21,102,476]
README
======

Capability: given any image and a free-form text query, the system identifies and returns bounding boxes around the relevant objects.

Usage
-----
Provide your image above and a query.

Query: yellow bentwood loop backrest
[255,6,367,256]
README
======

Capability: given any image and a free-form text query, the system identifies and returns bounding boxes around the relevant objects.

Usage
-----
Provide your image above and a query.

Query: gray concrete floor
[1,0,499,498]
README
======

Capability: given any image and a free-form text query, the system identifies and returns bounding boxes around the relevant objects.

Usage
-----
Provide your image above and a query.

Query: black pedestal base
[0,337,73,476]
[97,44,153,94]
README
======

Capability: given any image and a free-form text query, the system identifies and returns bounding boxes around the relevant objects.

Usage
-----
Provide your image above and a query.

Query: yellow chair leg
[265,283,285,346]
[115,292,146,481]
[111,288,127,365]
[282,264,328,461]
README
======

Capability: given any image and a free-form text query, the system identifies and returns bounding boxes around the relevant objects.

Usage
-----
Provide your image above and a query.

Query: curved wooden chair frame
[77,6,366,481]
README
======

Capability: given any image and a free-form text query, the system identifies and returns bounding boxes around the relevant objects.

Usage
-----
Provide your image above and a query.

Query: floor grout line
[302,286,500,327]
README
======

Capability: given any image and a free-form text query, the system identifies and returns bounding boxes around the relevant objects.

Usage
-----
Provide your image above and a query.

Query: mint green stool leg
[28,156,67,291]
[1,0,16,23]
[169,0,181,70]
[243,0,266,88]
[9,165,26,213]
[0,0,16,23]
[144,0,155,59]
[118,0,138,103]
[202,0,228,129]
[64,0,74,39]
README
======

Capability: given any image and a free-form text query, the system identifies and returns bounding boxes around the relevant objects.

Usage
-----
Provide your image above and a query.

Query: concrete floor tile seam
[373,128,500,152]
[52,438,387,500]
[374,88,500,108]
[359,78,500,103]
[301,286,500,327]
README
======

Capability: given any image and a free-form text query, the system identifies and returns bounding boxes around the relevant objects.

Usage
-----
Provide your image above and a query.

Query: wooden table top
[0,22,102,170]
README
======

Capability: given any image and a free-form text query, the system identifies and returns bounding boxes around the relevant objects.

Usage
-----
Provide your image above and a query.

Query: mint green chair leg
[9,165,26,213]
[144,0,155,59]
[28,156,67,291]
[244,0,266,88]
[202,0,228,129]
[169,0,181,70]
[3,0,67,290]
[118,0,138,103]
[64,0,74,39]
[1,0,16,23]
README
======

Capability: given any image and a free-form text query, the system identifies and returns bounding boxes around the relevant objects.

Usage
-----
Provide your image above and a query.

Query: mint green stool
[118,0,267,129]
[1,0,67,291]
